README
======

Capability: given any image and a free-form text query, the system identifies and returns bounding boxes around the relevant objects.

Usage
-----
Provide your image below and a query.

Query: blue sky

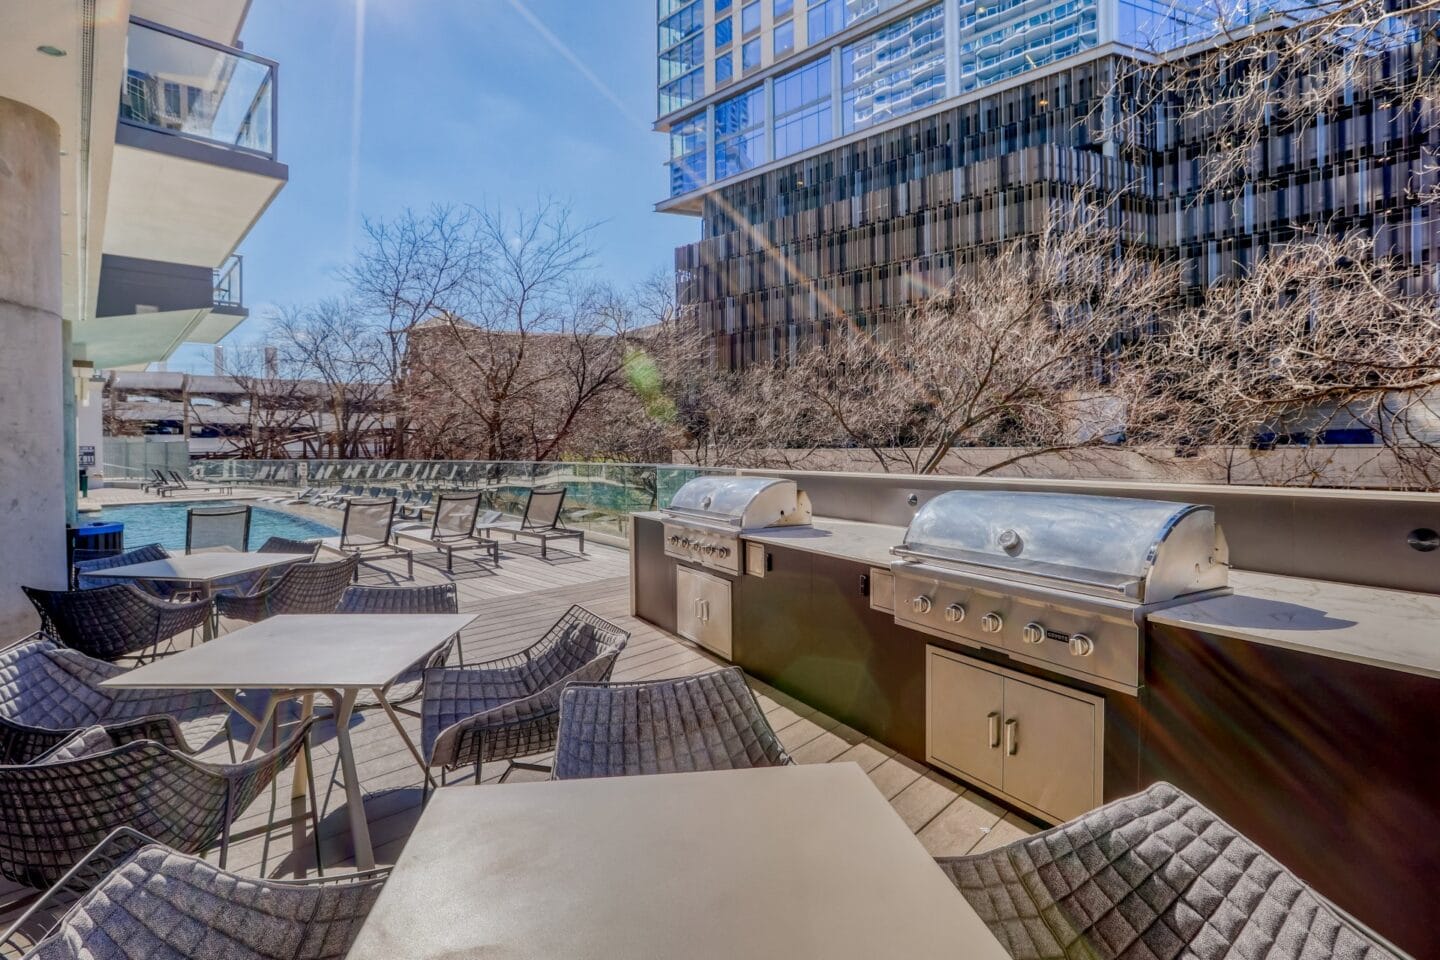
[167,0,695,373]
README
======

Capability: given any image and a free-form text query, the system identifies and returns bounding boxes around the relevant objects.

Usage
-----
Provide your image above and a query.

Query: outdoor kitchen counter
[1148,569,1440,680]
[741,517,908,567]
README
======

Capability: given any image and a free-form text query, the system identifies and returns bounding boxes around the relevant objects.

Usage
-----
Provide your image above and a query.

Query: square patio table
[345,763,1010,960]
[102,613,476,870]
[94,551,312,638]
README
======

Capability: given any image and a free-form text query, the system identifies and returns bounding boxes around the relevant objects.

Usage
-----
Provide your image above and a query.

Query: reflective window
[774,19,796,55]
[742,37,762,70]
[715,86,766,178]
[774,55,832,158]
[660,33,706,84]
[716,15,734,47]
[658,1,704,49]
[669,112,709,196]
[955,0,1098,93]
[659,68,705,114]
[660,0,694,19]
[716,0,732,10]
[807,0,907,43]
[716,50,735,83]
[741,1,762,33]
[841,4,945,133]
[774,0,795,16]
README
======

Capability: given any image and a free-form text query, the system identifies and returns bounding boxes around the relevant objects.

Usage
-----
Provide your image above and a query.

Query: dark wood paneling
[1144,623,1440,959]
[632,517,676,634]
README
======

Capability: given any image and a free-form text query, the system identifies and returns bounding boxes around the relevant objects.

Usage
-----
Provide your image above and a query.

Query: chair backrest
[337,583,458,615]
[265,557,360,615]
[520,485,568,531]
[21,585,164,663]
[72,543,169,589]
[0,639,114,733]
[257,536,321,559]
[341,497,397,548]
[186,505,251,554]
[431,493,482,540]
[167,470,190,488]
[523,605,630,690]
[552,667,792,780]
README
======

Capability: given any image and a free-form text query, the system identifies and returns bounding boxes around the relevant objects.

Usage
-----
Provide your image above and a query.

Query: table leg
[212,688,262,728]
[326,688,375,870]
[242,695,280,761]
[292,693,315,802]
[371,687,436,789]
[201,584,216,641]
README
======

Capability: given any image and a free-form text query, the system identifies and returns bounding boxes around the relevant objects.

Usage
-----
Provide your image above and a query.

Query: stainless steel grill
[891,491,1230,694]
[663,477,812,575]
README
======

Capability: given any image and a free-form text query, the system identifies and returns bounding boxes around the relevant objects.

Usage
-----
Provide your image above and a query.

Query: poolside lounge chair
[398,490,434,520]
[422,605,628,783]
[476,485,585,559]
[186,504,252,553]
[158,469,234,497]
[0,830,387,960]
[936,781,1403,960]
[551,668,792,780]
[23,584,211,663]
[214,555,359,624]
[393,492,499,572]
[329,497,413,579]
[0,637,231,764]
[0,719,315,888]
[71,542,170,591]
[142,469,180,495]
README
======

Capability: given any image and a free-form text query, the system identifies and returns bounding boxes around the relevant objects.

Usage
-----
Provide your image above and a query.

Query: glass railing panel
[121,19,277,158]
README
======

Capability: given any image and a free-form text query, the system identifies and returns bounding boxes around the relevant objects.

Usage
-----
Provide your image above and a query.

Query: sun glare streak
[347,0,370,253]
[503,0,649,128]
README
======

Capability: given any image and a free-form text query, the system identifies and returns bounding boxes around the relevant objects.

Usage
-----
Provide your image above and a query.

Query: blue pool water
[86,500,337,553]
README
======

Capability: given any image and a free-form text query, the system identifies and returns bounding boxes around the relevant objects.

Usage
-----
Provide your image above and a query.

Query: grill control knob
[980,613,1004,634]
[1068,634,1095,657]
[1022,622,1046,645]
[944,603,966,623]
[717,547,731,558]
[911,596,933,615]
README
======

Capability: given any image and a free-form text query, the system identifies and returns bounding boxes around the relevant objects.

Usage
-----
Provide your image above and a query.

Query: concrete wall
[0,97,67,637]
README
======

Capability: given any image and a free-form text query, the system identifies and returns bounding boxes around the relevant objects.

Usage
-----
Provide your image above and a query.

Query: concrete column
[0,97,66,637]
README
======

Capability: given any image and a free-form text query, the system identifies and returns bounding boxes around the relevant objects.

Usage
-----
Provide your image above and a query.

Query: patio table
[93,551,312,638]
[101,613,476,870]
[345,763,1010,959]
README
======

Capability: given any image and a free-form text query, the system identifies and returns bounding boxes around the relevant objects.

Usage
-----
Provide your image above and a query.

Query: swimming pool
[85,500,337,553]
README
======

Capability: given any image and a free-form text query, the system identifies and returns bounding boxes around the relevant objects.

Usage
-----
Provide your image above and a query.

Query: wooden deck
[1,537,1036,947]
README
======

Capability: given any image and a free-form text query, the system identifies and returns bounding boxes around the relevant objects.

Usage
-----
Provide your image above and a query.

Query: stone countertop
[633,512,905,567]
[1149,570,1440,681]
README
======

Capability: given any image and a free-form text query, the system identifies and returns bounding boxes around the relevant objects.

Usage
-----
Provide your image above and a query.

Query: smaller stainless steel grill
[892,491,1230,693]
[663,477,812,575]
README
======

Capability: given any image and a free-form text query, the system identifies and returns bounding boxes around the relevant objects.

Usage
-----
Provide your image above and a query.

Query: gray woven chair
[22,584,211,663]
[422,605,628,783]
[0,637,231,764]
[214,556,359,624]
[936,781,1402,960]
[258,535,322,559]
[0,719,315,890]
[71,542,170,591]
[186,504,252,554]
[337,583,460,713]
[551,667,792,780]
[0,830,388,960]
[338,497,413,579]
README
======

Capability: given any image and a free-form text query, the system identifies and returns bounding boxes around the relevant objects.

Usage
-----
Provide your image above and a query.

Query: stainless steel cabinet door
[677,566,733,660]
[926,649,1005,792]
[1001,678,1099,823]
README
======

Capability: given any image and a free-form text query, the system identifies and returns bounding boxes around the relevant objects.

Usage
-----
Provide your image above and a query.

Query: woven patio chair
[336,497,413,579]
[0,829,389,960]
[551,667,792,780]
[422,605,628,784]
[71,542,170,591]
[0,718,315,890]
[258,535,322,559]
[476,485,584,559]
[22,584,211,663]
[393,492,499,572]
[935,781,1403,960]
[0,637,232,765]
[214,555,359,624]
[337,583,461,714]
[186,504,252,553]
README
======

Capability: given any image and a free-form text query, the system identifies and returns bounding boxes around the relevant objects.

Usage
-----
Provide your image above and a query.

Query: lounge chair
[214,555,359,624]
[0,637,232,764]
[0,720,316,888]
[186,504,252,553]
[0,830,387,960]
[162,469,234,496]
[551,667,792,780]
[329,497,413,579]
[398,490,434,520]
[476,485,585,559]
[936,781,1404,960]
[422,605,628,783]
[23,585,211,663]
[143,468,180,496]
[393,492,499,572]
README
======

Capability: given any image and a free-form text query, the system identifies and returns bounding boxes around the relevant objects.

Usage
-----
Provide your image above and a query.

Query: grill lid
[664,477,810,530]
[894,491,1228,603]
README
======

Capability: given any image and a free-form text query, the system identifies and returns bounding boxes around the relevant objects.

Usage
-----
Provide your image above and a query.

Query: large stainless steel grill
[892,491,1230,694]
[663,477,812,575]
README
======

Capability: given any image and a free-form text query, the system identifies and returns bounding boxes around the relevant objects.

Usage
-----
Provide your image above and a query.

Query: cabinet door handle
[987,712,1001,749]
[699,599,710,622]
[1004,718,1018,756]
[694,598,704,621]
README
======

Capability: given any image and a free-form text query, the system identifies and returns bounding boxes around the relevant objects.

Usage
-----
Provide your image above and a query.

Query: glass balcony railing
[119,19,277,159]
[213,255,243,309]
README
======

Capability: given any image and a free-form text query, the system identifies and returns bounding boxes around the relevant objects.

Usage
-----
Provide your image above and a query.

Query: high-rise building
[656,0,1438,368]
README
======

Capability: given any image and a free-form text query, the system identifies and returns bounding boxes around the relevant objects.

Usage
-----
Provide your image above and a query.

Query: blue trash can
[70,521,125,565]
